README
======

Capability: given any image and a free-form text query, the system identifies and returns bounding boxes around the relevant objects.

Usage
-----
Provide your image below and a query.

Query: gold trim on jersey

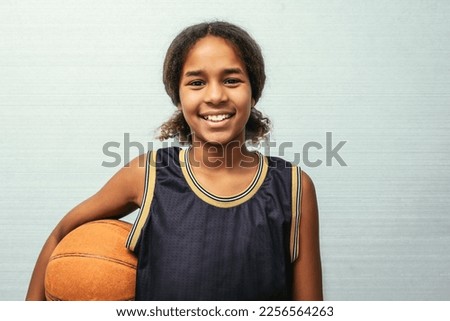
[126,150,157,252]
[179,148,268,208]
[290,166,302,262]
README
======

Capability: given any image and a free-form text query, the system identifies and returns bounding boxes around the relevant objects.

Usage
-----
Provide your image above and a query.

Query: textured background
[1,0,449,300]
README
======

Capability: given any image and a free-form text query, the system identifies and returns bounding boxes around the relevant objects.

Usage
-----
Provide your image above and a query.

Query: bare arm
[292,171,323,300]
[25,154,146,300]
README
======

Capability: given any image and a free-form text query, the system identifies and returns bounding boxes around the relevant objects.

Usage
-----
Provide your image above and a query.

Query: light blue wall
[1,0,449,300]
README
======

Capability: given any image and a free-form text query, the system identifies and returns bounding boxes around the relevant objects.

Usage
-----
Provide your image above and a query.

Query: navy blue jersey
[126,147,301,300]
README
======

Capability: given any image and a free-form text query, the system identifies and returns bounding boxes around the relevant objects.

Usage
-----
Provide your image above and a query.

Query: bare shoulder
[301,170,315,192]
[301,170,318,213]
[51,152,149,240]
[298,170,319,232]
[93,152,148,211]
[118,152,148,206]
[123,152,147,175]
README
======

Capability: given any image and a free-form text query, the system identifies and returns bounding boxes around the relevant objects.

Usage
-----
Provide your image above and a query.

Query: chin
[194,134,244,148]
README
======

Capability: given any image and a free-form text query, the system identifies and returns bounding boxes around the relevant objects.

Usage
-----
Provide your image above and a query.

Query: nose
[204,82,228,105]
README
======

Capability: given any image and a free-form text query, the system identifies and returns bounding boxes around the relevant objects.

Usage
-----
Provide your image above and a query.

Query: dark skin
[26,35,323,301]
[188,141,323,301]
[292,171,323,300]
[178,35,323,300]
[26,154,146,300]
[26,149,323,300]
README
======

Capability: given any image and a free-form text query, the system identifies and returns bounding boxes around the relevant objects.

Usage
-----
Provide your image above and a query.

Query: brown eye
[189,80,205,86]
[224,78,241,85]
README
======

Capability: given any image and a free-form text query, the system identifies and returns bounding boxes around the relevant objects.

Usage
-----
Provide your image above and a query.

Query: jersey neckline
[179,148,268,208]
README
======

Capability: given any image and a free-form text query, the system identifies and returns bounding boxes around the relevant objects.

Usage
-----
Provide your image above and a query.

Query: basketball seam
[45,289,134,301]
[49,253,136,269]
[85,219,131,232]
[46,219,136,301]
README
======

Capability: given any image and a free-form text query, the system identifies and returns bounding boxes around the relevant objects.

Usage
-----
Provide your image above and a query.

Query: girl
[26,21,323,301]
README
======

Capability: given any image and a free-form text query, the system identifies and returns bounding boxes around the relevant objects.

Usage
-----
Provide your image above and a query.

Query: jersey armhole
[126,150,157,252]
[290,165,302,262]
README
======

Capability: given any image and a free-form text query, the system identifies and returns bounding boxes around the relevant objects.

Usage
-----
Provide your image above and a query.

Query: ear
[177,103,182,110]
[251,98,256,108]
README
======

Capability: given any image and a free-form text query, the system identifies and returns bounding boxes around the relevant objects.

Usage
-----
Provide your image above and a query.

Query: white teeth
[203,114,232,122]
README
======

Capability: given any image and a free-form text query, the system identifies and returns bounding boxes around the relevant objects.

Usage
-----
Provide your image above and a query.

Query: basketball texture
[45,219,137,301]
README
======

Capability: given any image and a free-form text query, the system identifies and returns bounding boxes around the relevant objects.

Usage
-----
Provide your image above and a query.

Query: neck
[189,140,256,171]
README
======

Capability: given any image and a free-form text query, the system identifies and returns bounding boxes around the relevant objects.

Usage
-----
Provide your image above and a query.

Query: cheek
[241,87,253,108]
[238,95,253,114]
[179,90,199,111]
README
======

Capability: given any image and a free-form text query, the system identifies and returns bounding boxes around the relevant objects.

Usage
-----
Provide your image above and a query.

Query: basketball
[44,219,137,301]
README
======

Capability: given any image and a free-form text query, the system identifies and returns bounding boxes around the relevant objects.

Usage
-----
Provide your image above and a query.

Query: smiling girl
[26,21,323,301]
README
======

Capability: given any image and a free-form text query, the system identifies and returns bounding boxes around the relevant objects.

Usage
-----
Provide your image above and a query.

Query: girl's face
[178,35,253,147]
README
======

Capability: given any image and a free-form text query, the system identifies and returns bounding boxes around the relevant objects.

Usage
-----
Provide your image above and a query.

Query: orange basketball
[44,219,137,301]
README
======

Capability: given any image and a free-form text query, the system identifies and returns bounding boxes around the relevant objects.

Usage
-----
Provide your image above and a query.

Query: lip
[199,112,235,124]
[199,111,235,124]
[199,111,235,118]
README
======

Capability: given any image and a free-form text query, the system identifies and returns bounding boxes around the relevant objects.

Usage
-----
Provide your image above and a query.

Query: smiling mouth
[202,114,234,122]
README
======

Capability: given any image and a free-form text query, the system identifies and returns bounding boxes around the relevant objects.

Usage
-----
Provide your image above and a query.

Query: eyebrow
[184,68,245,78]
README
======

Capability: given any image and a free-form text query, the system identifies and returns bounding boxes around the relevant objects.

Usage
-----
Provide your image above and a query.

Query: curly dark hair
[158,21,271,144]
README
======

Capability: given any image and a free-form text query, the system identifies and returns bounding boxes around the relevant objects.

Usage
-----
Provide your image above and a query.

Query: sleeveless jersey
[126,147,302,300]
